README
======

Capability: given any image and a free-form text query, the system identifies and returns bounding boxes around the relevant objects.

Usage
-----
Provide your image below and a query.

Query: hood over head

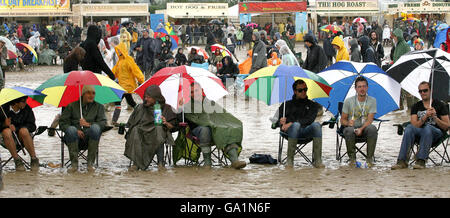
[393,28,405,42]
[358,35,370,54]
[144,85,166,106]
[252,31,261,41]
[303,34,315,45]
[332,36,345,50]
[87,25,102,44]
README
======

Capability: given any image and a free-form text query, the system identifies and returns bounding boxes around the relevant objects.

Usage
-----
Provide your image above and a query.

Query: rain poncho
[124,85,177,170]
[279,45,299,66]
[392,28,411,63]
[119,27,132,52]
[38,47,56,65]
[28,32,41,51]
[267,52,281,66]
[238,50,252,74]
[332,36,350,62]
[112,43,145,93]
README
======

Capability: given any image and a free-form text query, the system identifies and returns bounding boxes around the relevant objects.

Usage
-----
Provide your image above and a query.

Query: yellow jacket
[119,27,132,52]
[112,43,145,93]
[332,36,349,62]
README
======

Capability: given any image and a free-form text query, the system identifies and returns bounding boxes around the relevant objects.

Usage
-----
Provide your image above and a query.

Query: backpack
[249,153,277,165]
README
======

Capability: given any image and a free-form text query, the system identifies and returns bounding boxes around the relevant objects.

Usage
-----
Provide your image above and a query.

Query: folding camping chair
[173,123,229,167]
[0,126,47,170]
[277,131,314,166]
[47,127,99,168]
[322,102,388,162]
[394,122,450,166]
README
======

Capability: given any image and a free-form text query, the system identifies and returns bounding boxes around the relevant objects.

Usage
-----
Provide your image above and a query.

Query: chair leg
[278,135,284,164]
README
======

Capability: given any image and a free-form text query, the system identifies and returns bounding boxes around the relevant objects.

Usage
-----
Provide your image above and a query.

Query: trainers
[14,159,26,171]
[391,160,408,170]
[413,159,426,169]
[231,160,246,169]
[30,157,40,171]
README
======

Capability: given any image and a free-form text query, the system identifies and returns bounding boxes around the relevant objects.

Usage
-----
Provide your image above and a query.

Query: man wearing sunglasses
[0,96,39,171]
[392,81,450,169]
[341,76,378,168]
[278,79,324,168]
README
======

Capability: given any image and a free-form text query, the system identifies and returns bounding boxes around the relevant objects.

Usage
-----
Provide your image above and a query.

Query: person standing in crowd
[249,31,267,74]
[119,27,132,53]
[243,25,253,51]
[349,38,362,62]
[135,29,155,80]
[303,34,327,73]
[358,36,377,65]
[225,33,236,56]
[322,32,335,66]
[235,27,244,51]
[369,30,384,67]
[332,35,350,63]
[382,24,391,47]
[444,28,450,53]
[426,25,436,49]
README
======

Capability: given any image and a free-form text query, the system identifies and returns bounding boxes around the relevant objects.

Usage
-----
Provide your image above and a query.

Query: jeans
[65,124,102,144]
[191,126,212,145]
[286,122,322,139]
[398,124,443,161]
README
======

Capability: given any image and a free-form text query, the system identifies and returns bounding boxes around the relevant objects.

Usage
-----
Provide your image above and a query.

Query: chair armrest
[374,118,389,122]
[35,126,48,136]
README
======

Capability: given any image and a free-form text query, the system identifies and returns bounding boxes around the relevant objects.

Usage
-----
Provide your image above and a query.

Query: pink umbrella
[353,17,367,23]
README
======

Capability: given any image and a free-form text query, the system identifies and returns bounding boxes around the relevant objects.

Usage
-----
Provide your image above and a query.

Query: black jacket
[80,25,115,80]
[358,36,377,65]
[303,35,327,73]
[278,96,320,127]
[0,104,36,133]
[217,56,239,76]
[135,36,155,66]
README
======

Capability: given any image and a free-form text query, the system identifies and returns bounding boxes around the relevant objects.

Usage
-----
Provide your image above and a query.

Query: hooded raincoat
[112,43,145,93]
[267,52,282,66]
[331,36,350,62]
[392,28,411,63]
[250,32,267,74]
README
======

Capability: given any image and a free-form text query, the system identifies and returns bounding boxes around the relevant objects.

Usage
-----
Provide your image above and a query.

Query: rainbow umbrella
[244,65,332,115]
[16,42,38,63]
[320,25,343,34]
[187,46,209,59]
[34,71,125,114]
[0,86,46,108]
[155,27,179,50]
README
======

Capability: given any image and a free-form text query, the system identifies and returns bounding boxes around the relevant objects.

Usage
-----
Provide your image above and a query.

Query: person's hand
[354,128,363,136]
[178,98,184,107]
[9,124,16,132]
[79,118,91,128]
[4,117,11,127]
[279,117,287,125]
[281,122,292,132]
[348,119,355,127]
[136,47,142,52]
[77,130,85,139]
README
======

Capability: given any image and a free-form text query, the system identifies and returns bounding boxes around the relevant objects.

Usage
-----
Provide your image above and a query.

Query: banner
[166,3,228,18]
[315,0,378,12]
[239,1,307,14]
[0,0,70,10]
[295,12,308,42]
[151,14,164,32]
[239,14,251,25]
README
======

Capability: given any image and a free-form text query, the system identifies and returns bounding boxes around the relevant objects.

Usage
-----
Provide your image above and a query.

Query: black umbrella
[208,19,223,25]
[387,48,450,102]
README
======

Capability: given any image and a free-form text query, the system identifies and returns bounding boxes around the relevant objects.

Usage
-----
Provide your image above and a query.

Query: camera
[118,123,126,135]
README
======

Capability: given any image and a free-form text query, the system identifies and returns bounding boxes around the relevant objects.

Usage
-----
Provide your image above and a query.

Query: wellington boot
[345,138,357,166]
[366,137,377,167]
[200,145,212,167]
[227,148,246,169]
[67,142,79,173]
[286,138,297,168]
[87,140,98,170]
[312,138,325,168]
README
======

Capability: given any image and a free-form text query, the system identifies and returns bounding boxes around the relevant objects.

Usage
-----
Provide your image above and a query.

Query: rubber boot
[345,138,357,167]
[67,142,79,173]
[227,148,246,169]
[312,137,325,168]
[286,138,297,168]
[111,106,121,126]
[200,144,212,167]
[366,137,377,168]
[156,143,165,169]
[87,140,98,173]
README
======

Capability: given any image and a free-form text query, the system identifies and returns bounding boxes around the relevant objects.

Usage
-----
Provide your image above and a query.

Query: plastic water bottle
[356,161,362,168]
[154,101,162,125]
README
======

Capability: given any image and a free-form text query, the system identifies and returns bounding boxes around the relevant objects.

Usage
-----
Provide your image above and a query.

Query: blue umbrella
[433,27,449,48]
[315,61,401,118]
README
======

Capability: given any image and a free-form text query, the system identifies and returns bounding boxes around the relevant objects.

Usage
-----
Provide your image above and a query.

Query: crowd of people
[0,15,449,184]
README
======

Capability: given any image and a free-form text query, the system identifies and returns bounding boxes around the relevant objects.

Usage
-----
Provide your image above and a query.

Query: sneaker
[30,157,39,171]
[14,159,26,172]
[391,160,408,170]
[413,159,426,169]
[231,160,246,169]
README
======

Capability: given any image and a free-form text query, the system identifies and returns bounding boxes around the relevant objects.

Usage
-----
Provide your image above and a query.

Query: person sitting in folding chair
[59,85,106,173]
[180,82,246,169]
[124,85,177,171]
[391,81,450,170]
[0,96,39,171]
[340,76,378,168]
[278,79,324,168]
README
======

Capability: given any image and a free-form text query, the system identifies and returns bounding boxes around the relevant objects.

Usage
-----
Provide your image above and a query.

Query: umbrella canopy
[387,48,450,102]
[315,61,401,118]
[435,23,449,32]
[403,17,420,22]
[134,65,228,110]
[187,46,209,59]
[320,24,343,34]
[208,19,223,25]
[16,42,38,62]
[7,50,18,59]
[0,36,17,54]
[211,44,232,57]
[246,23,258,28]
[0,86,46,108]
[244,65,332,106]
[433,27,449,49]
[353,17,367,23]
[155,28,179,50]
[34,70,125,107]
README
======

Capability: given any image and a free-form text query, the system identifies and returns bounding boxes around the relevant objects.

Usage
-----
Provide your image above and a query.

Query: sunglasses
[295,87,308,93]
[418,89,429,93]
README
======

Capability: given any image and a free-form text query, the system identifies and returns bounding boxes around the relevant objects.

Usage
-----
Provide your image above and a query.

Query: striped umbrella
[16,42,38,63]
[155,28,179,50]
[0,86,45,108]
[316,61,401,118]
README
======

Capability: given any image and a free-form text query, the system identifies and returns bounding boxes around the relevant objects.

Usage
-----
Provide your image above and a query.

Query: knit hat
[82,85,95,96]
